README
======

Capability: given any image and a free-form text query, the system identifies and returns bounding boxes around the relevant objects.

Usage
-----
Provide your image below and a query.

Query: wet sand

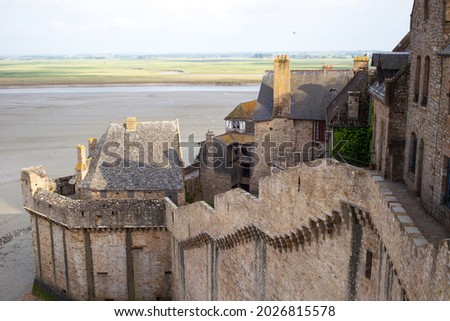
[0,85,258,300]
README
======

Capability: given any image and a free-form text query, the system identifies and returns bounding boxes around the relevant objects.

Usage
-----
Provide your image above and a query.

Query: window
[315,121,326,141]
[365,250,373,279]
[127,190,134,198]
[414,56,421,103]
[424,0,429,21]
[226,120,246,133]
[410,134,418,174]
[100,190,107,198]
[422,56,430,107]
[445,158,450,208]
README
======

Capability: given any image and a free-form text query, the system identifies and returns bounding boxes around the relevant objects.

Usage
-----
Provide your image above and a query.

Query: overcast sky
[0,0,413,55]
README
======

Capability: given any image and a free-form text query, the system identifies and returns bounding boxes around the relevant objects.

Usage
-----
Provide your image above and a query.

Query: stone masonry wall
[167,160,449,301]
[22,166,172,300]
[373,67,409,180]
[250,119,315,195]
[405,0,450,229]
[200,168,231,205]
[30,215,171,300]
[434,56,450,227]
[373,98,390,176]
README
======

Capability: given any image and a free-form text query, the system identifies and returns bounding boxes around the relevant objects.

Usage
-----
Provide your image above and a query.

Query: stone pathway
[386,181,450,243]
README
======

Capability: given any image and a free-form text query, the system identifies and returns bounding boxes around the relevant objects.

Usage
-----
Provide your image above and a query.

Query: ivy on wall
[332,99,374,167]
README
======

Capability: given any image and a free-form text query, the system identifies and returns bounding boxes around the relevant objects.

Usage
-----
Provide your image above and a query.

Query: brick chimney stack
[353,56,370,74]
[273,54,291,118]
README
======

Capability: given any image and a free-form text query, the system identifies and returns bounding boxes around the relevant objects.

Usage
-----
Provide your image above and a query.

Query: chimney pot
[126,117,137,131]
[353,56,369,74]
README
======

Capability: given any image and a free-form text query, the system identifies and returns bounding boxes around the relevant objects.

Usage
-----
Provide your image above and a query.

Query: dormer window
[226,120,246,133]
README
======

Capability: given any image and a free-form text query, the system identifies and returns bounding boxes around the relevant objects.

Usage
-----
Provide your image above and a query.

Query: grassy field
[0,58,354,86]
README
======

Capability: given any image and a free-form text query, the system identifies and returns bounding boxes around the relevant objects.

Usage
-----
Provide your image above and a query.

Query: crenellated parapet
[178,207,349,252]
[21,166,165,230]
[167,159,449,300]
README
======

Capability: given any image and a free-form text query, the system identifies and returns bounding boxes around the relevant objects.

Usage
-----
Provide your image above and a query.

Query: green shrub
[332,127,372,167]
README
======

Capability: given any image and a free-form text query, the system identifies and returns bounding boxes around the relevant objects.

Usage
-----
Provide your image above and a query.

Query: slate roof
[225,100,257,121]
[371,52,409,70]
[327,71,369,123]
[253,70,354,122]
[438,44,450,56]
[368,81,386,101]
[214,132,255,145]
[369,52,410,101]
[81,120,184,191]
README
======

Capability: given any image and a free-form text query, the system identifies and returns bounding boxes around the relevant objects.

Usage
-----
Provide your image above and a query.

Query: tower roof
[80,119,183,192]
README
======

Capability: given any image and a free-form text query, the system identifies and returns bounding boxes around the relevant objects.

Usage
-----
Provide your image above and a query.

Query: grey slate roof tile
[327,71,369,122]
[438,44,450,56]
[253,70,354,122]
[371,52,409,70]
[81,120,183,191]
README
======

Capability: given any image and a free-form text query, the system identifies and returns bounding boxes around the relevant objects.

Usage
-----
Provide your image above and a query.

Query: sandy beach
[0,85,258,300]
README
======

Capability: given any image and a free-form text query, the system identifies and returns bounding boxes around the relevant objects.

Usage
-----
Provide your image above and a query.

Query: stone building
[21,118,184,300]
[199,101,256,203]
[402,0,450,230]
[249,56,354,194]
[200,57,357,200]
[327,55,373,129]
[326,56,373,166]
[369,52,410,180]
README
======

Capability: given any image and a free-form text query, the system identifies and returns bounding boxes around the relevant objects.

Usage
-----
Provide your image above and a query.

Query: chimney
[75,145,88,183]
[204,130,216,167]
[206,129,215,142]
[347,91,360,121]
[88,138,97,158]
[273,54,291,118]
[126,117,137,131]
[353,56,369,74]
